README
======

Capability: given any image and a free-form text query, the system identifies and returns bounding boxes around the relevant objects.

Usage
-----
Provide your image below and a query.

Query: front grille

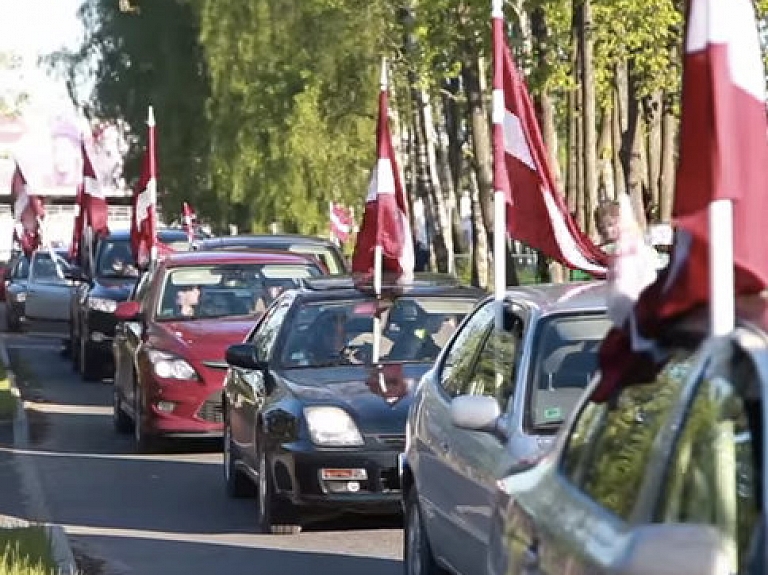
[375,434,406,451]
[202,360,229,370]
[197,390,224,423]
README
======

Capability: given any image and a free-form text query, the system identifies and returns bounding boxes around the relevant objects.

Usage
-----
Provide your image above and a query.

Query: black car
[222,275,484,534]
[69,228,193,381]
[196,234,348,275]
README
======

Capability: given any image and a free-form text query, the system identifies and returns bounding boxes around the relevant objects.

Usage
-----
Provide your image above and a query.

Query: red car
[111,250,324,452]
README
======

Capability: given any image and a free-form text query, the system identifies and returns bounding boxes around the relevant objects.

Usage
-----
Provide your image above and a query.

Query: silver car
[4,253,30,331]
[22,250,74,334]
[401,281,610,575]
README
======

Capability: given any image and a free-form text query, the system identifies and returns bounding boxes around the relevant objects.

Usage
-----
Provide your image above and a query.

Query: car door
[502,347,703,575]
[651,334,763,575]
[413,301,495,569]
[24,252,73,321]
[436,305,524,575]
[115,271,153,408]
[229,295,293,470]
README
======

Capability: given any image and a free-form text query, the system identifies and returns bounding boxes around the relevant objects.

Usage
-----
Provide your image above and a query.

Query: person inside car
[175,284,201,318]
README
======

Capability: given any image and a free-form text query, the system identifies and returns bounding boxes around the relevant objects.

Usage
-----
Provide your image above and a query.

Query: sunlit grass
[0,527,57,574]
[0,364,15,420]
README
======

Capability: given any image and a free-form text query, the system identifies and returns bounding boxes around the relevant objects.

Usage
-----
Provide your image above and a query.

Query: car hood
[149,316,256,362]
[277,363,429,433]
[91,278,137,301]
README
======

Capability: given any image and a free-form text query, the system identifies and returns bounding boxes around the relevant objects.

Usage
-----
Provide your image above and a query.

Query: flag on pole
[351,63,414,284]
[182,201,197,244]
[69,183,85,262]
[81,142,110,238]
[131,106,159,269]
[330,202,354,243]
[493,24,608,277]
[11,163,45,257]
[593,0,768,402]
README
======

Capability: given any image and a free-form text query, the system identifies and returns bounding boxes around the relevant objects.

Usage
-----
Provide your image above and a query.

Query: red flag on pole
[351,66,414,283]
[330,202,354,243]
[69,183,85,261]
[494,32,607,276]
[593,0,768,402]
[131,106,159,268]
[11,163,45,257]
[82,142,110,238]
[182,201,197,243]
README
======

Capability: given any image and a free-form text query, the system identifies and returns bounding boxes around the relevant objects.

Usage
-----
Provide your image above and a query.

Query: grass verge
[0,527,56,574]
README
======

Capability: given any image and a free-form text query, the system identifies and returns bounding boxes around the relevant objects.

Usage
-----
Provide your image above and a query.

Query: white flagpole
[372,58,388,365]
[709,199,735,336]
[492,0,506,341]
[147,105,158,269]
[329,201,335,244]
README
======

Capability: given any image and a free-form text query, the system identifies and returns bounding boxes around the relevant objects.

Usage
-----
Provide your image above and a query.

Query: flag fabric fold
[131,108,159,268]
[351,80,414,283]
[81,142,110,238]
[494,30,608,277]
[11,163,45,257]
[593,0,768,402]
[330,202,354,243]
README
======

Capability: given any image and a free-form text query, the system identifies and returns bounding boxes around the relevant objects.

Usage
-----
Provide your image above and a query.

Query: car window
[253,296,292,362]
[30,252,71,285]
[439,302,495,397]
[527,313,612,427]
[560,349,697,520]
[96,240,139,278]
[461,310,524,409]
[287,245,344,274]
[12,256,29,279]
[655,348,760,573]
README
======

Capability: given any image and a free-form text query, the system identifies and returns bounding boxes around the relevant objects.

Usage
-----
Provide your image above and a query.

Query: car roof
[198,233,338,249]
[160,250,323,268]
[293,274,486,301]
[497,281,609,315]
[102,228,189,241]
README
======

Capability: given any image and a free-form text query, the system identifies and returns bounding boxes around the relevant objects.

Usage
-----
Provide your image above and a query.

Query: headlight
[146,349,198,380]
[304,406,364,447]
[88,297,118,313]
[13,291,26,303]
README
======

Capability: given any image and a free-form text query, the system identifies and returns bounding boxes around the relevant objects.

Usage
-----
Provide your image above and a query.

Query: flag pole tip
[147,106,155,126]
[380,58,388,90]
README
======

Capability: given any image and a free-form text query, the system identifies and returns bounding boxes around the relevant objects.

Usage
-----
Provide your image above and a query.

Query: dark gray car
[401,281,610,575]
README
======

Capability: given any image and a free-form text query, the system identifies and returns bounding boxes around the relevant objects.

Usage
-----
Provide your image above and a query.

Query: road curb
[0,337,78,575]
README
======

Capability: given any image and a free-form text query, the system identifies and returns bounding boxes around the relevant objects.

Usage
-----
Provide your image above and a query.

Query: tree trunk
[420,90,453,273]
[579,0,598,239]
[645,91,663,221]
[611,80,627,198]
[659,91,677,223]
[596,106,613,202]
[620,61,647,229]
[468,169,490,289]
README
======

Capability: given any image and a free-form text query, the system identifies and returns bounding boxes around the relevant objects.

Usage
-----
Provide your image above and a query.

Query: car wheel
[404,488,447,575]
[79,336,100,382]
[134,391,156,453]
[113,388,132,434]
[256,434,300,535]
[224,420,254,498]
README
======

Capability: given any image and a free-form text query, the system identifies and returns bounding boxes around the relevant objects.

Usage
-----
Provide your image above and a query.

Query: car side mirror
[226,343,265,370]
[114,301,142,321]
[618,524,733,575]
[450,394,507,441]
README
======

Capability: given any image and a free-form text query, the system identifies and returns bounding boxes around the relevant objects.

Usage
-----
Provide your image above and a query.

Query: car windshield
[96,240,139,278]
[528,313,612,428]
[280,296,477,368]
[285,245,344,274]
[156,262,322,321]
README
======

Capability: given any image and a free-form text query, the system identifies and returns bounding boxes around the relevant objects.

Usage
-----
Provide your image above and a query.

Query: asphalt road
[0,310,403,575]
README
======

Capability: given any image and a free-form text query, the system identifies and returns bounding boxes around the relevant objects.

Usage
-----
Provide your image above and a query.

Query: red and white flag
[351,74,414,282]
[81,142,110,238]
[492,20,607,276]
[131,107,159,268]
[182,201,197,243]
[330,202,354,243]
[11,163,45,257]
[593,0,768,402]
[69,183,85,261]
